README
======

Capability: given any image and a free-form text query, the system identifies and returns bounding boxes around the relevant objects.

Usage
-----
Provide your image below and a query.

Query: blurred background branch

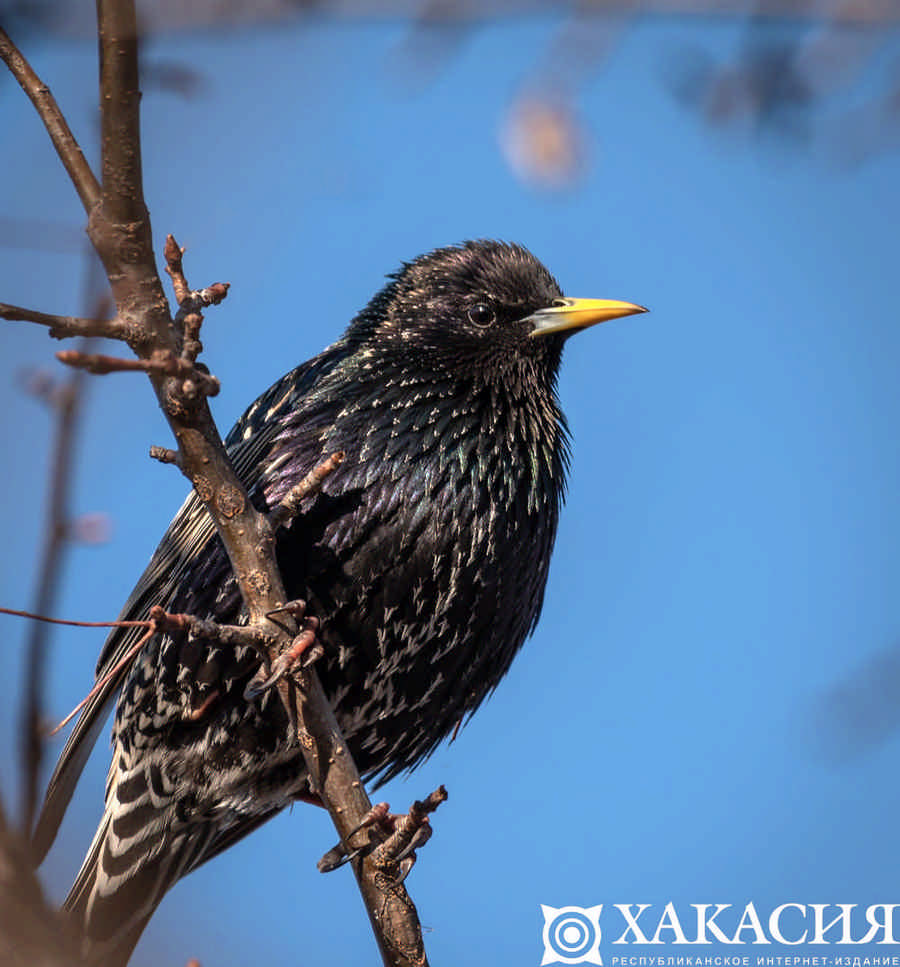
[5,0,897,185]
[0,250,105,963]
[16,259,108,838]
[2,0,899,32]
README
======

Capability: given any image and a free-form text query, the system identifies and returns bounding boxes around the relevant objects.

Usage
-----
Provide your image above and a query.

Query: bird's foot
[382,818,433,883]
[317,786,448,882]
[317,801,393,872]
[244,603,321,699]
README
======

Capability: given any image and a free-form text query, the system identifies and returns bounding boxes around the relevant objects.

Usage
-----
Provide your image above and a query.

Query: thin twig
[164,234,190,305]
[18,352,89,836]
[46,607,278,738]
[149,445,182,467]
[146,605,279,654]
[270,452,346,528]
[0,303,123,341]
[0,607,148,630]
[55,351,151,375]
[2,601,281,739]
[165,235,230,362]
[0,27,100,214]
[55,348,221,396]
[48,626,155,738]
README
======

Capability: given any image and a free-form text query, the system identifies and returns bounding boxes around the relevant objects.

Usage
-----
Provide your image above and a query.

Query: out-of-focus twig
[0,798,83,967]
[6,0,900,35]
[18,341,90,837]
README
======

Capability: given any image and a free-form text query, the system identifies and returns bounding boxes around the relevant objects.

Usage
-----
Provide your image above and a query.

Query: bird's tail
[65,806,212,967]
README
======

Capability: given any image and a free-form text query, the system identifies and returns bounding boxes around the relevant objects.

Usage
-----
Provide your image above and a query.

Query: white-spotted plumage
[35,242,580,965]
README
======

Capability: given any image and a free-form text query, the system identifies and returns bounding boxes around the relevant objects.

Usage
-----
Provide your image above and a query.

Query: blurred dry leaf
[69,513,113,545]
[501,94,586,188]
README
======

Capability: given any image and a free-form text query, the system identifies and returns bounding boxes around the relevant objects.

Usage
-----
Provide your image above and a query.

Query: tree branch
[55,347,221,397]
[18,355,89,836]
[3,9,437,964]
[95,0,146,228]
[0,28,100,214]
[0,303,123,340]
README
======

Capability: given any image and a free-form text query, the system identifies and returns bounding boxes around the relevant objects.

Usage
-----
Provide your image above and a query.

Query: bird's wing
[33,339,352,861]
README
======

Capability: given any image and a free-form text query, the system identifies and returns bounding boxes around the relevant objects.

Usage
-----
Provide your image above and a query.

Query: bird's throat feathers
[270,346,571,522]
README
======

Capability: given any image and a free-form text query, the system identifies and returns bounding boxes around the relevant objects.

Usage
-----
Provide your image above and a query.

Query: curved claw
[243,625,321,699]
[316,802,392,874]
[318,843,366,873]
[392,821,432,865]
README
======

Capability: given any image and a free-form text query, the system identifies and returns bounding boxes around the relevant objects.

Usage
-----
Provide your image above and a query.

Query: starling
[33,240,645,963]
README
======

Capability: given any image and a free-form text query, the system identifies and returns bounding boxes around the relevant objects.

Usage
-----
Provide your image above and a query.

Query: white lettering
[615,905,653,944]
[769,904,808,946]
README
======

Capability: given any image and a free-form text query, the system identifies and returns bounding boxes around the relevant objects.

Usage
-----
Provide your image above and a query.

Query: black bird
[34,240,645,964]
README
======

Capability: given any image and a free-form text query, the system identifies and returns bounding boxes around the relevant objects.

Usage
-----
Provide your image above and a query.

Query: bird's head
[348,240,646,382]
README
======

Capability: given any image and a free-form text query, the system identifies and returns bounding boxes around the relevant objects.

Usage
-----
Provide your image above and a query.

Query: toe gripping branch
[244,599,322,699]
[318,786,449,882]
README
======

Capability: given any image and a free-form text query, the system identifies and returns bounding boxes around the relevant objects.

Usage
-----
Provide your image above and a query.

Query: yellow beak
[527,297,648,338]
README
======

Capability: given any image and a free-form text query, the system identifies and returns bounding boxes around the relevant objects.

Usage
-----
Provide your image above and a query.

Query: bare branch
[55,347,221,397]
[0,303,121,341]
[147,605,280,655]
[165,236,231,364]
[5,4,439,960]
[17,354,89,836]
[0,607,148,630]
[0,28,100,214]
[164,234,191,305]
[270,451,346,528]
[95,1,147,228]
[149,444,182,466]
[54,350,153,375]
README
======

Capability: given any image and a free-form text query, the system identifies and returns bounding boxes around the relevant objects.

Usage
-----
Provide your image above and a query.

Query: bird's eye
[467,303,496,328]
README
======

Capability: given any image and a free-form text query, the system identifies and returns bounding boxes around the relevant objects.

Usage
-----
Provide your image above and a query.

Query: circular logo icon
[547,909,597,960]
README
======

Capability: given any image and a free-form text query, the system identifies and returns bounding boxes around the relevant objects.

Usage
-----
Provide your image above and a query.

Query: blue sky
[2,12,899,966]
